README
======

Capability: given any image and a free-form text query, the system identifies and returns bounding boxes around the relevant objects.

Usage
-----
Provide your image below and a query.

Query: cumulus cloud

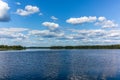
[16,5,39,16]
[0,28,28,33]
[29,30,64,38]
[0,28,28,39]
[1,27,120,45]
[66,16,97,24]
[42,22,59,30]
[66,16,118,28]
[0,0,10,22]
[68,29,120,42]
[95,17,118,28]
[70,29,106,38]
[60,29,105,41]
[28,26,120,45]
[98,16,106,21]
[51,16,58,21]
[53,28,120,45]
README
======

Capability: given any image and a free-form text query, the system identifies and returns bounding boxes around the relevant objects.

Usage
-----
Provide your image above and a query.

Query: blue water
[0,49,120,80]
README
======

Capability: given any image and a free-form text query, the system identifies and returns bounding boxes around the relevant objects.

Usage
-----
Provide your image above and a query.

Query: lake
[0,49,120,80]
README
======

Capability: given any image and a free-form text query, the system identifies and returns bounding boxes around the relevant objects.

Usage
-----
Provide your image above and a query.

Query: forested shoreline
[0,45,25,50]
[50,45,120,49]
[1,45,120,51]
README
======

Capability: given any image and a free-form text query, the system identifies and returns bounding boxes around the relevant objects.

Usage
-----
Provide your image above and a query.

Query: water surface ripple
[0,49,120,80]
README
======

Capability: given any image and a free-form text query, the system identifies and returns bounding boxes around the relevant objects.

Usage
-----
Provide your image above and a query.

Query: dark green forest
[1,45,120,50]
[0,45,25,50]
[50,45,120,49]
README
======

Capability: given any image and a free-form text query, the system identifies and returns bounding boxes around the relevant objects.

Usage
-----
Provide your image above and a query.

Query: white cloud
[1,27,120,46]
[62,29,105,40]
[66,16,118,28]
[16,2,21,5]
[28,28,120,45]
[66,16,97,24]
[51,16,58,20]
[69,29,120,41]
[39,13,43,16]
[42,22,59,30]
[104,30,120,38]
[70,29,105,35]
[29,30,49,35]
[98,16,106,21]
[16,5,39,16]
[0,0,10,21]
[103,20,118,28]
[29,30,64,38]
[24,28,120,46]
[95,17,118,28]
[0,28,28,39]
[0,28,28,33]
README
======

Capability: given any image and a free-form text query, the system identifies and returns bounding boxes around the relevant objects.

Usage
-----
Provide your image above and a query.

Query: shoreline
[1,45,120,50]
[27,45,120,49]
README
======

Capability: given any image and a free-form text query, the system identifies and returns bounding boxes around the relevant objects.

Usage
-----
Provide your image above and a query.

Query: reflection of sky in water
[68,50,120,80]
[0,50,120,80]
[0,53,9,79]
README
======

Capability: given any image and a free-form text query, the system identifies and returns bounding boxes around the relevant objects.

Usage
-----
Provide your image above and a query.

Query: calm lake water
[0,49,120,80]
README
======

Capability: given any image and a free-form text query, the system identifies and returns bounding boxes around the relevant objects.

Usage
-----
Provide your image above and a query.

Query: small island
[0,45,26,51]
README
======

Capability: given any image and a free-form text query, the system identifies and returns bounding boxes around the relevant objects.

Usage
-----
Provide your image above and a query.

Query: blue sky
[0,0,120,47]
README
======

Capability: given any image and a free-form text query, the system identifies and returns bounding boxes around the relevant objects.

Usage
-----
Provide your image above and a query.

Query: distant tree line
[0,45,25,50]
[50,45,120,49]
[27,47,50,49]
[2,45,120,50]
